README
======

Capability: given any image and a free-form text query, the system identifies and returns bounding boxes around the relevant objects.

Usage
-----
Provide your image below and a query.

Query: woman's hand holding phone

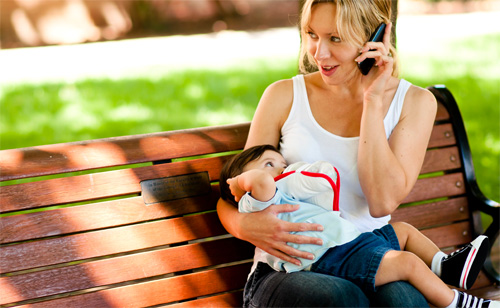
[357,22,394,104]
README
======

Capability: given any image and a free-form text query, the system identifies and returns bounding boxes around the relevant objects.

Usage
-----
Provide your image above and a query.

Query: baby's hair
[219,144,281,206]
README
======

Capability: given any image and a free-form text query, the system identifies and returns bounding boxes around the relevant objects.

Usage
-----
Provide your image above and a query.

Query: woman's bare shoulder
[264,78,294,97]
[259,78,295,113]
[403,83,438,117]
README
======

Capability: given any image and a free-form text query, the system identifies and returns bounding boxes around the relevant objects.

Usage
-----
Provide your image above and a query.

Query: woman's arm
[357,23,438,217]
[358,86,437,217]
[217,79,323,265]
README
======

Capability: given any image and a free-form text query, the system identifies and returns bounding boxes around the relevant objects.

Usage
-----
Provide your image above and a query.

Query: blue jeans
[311,224,401,292]
[243,262,429,307]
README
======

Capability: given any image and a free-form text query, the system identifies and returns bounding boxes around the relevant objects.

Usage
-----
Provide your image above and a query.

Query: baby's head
[219,144,284,205]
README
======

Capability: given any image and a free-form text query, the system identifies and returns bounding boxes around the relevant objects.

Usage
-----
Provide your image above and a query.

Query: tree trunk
[391,0,399,46]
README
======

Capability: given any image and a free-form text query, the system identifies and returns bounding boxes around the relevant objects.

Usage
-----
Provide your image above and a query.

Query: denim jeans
[311,224,401,292]
[243,262,429,307]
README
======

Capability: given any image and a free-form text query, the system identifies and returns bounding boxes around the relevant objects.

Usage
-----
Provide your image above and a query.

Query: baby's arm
[227,169,276,202]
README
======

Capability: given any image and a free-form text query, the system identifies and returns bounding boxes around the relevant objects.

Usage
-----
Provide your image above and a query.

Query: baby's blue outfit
[239,161,361,272]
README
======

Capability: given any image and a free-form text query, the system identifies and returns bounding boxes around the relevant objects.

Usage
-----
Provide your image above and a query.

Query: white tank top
[279,75,411,232]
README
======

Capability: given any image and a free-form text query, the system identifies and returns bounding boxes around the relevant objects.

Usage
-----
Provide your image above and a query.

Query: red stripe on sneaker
[462,249,477,288]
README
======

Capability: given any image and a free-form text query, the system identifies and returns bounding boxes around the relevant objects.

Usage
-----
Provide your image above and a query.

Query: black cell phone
[357,23,387,75]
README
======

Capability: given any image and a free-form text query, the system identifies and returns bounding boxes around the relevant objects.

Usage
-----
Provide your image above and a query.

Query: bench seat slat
[18,263,252,308]
[0,123,249,182]
[0,238,253,305]
[472,272,500,291]
[169,291,245,308]
[1,212,226,274]
[1,188,220,244]
[468,285,500,300]
[0,156,229,213]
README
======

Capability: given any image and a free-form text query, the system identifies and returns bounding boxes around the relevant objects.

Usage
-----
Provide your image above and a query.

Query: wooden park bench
[0,85,498,307]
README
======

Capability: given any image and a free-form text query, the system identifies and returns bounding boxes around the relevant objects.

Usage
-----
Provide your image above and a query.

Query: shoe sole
[461,235,490,289]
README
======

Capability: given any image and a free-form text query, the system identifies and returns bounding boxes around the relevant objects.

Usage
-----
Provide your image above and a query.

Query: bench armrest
[428,85,500,284]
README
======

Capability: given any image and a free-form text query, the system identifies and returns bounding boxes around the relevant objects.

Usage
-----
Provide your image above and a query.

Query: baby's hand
[227,177,246,202]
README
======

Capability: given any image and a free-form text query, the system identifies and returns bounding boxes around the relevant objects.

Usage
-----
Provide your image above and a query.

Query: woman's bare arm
[359,84,437,217]
[356,24,437,217]
[217,79,323,265]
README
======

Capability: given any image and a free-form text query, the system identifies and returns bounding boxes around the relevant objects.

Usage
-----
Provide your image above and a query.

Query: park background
[0,0,499,203]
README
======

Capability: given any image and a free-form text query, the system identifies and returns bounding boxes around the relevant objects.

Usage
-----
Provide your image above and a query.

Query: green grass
[0,61,297,149]
[0,34,498,202]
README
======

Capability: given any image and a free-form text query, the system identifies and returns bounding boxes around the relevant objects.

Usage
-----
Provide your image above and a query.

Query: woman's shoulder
[260,78,295,109]
[402,81,438,118]
[406,83,437,108]
[265,77,294,94]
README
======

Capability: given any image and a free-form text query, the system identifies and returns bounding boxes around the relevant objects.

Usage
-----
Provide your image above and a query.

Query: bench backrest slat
[0,192,220,244]
[1,212,228,274]
[391,197,469,229]
[421,146,460,174]
[1,156,229,213]
[0,124,249,181]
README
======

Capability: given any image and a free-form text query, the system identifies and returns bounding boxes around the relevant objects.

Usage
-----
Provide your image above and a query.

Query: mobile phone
[357,23,387,75]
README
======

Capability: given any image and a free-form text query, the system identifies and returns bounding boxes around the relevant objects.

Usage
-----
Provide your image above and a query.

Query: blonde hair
[298,0,399,77]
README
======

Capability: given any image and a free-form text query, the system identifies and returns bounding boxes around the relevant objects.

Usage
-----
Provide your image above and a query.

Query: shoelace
[445,245,469,260]
[459,293,485,308]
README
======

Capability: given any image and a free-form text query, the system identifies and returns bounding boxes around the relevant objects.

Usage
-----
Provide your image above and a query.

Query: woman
[217,0,437,306]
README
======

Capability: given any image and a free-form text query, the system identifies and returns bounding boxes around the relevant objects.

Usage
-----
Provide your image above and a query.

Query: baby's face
[243,150,287,179]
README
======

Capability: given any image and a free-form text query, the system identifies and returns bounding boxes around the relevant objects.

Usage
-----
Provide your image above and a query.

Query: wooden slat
[0,123,249,182]
[391,197,469,229]
[420,221,472,249]
[435,102,450,122]
[428,123,456,148]
[420,146,461,174]
[403,173,466,204]
[169,291,244,308]
[469,271,497,291]
[21,263,252,308]
[0,238,253,305]
[1,212,226,274]
[1,186,221,244]
[0,155,230,213]
[468,285,500,300]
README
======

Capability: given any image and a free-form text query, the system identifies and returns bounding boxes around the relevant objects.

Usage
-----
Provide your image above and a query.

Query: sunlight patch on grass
[195,104,251,126]
[111,104,153,122]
